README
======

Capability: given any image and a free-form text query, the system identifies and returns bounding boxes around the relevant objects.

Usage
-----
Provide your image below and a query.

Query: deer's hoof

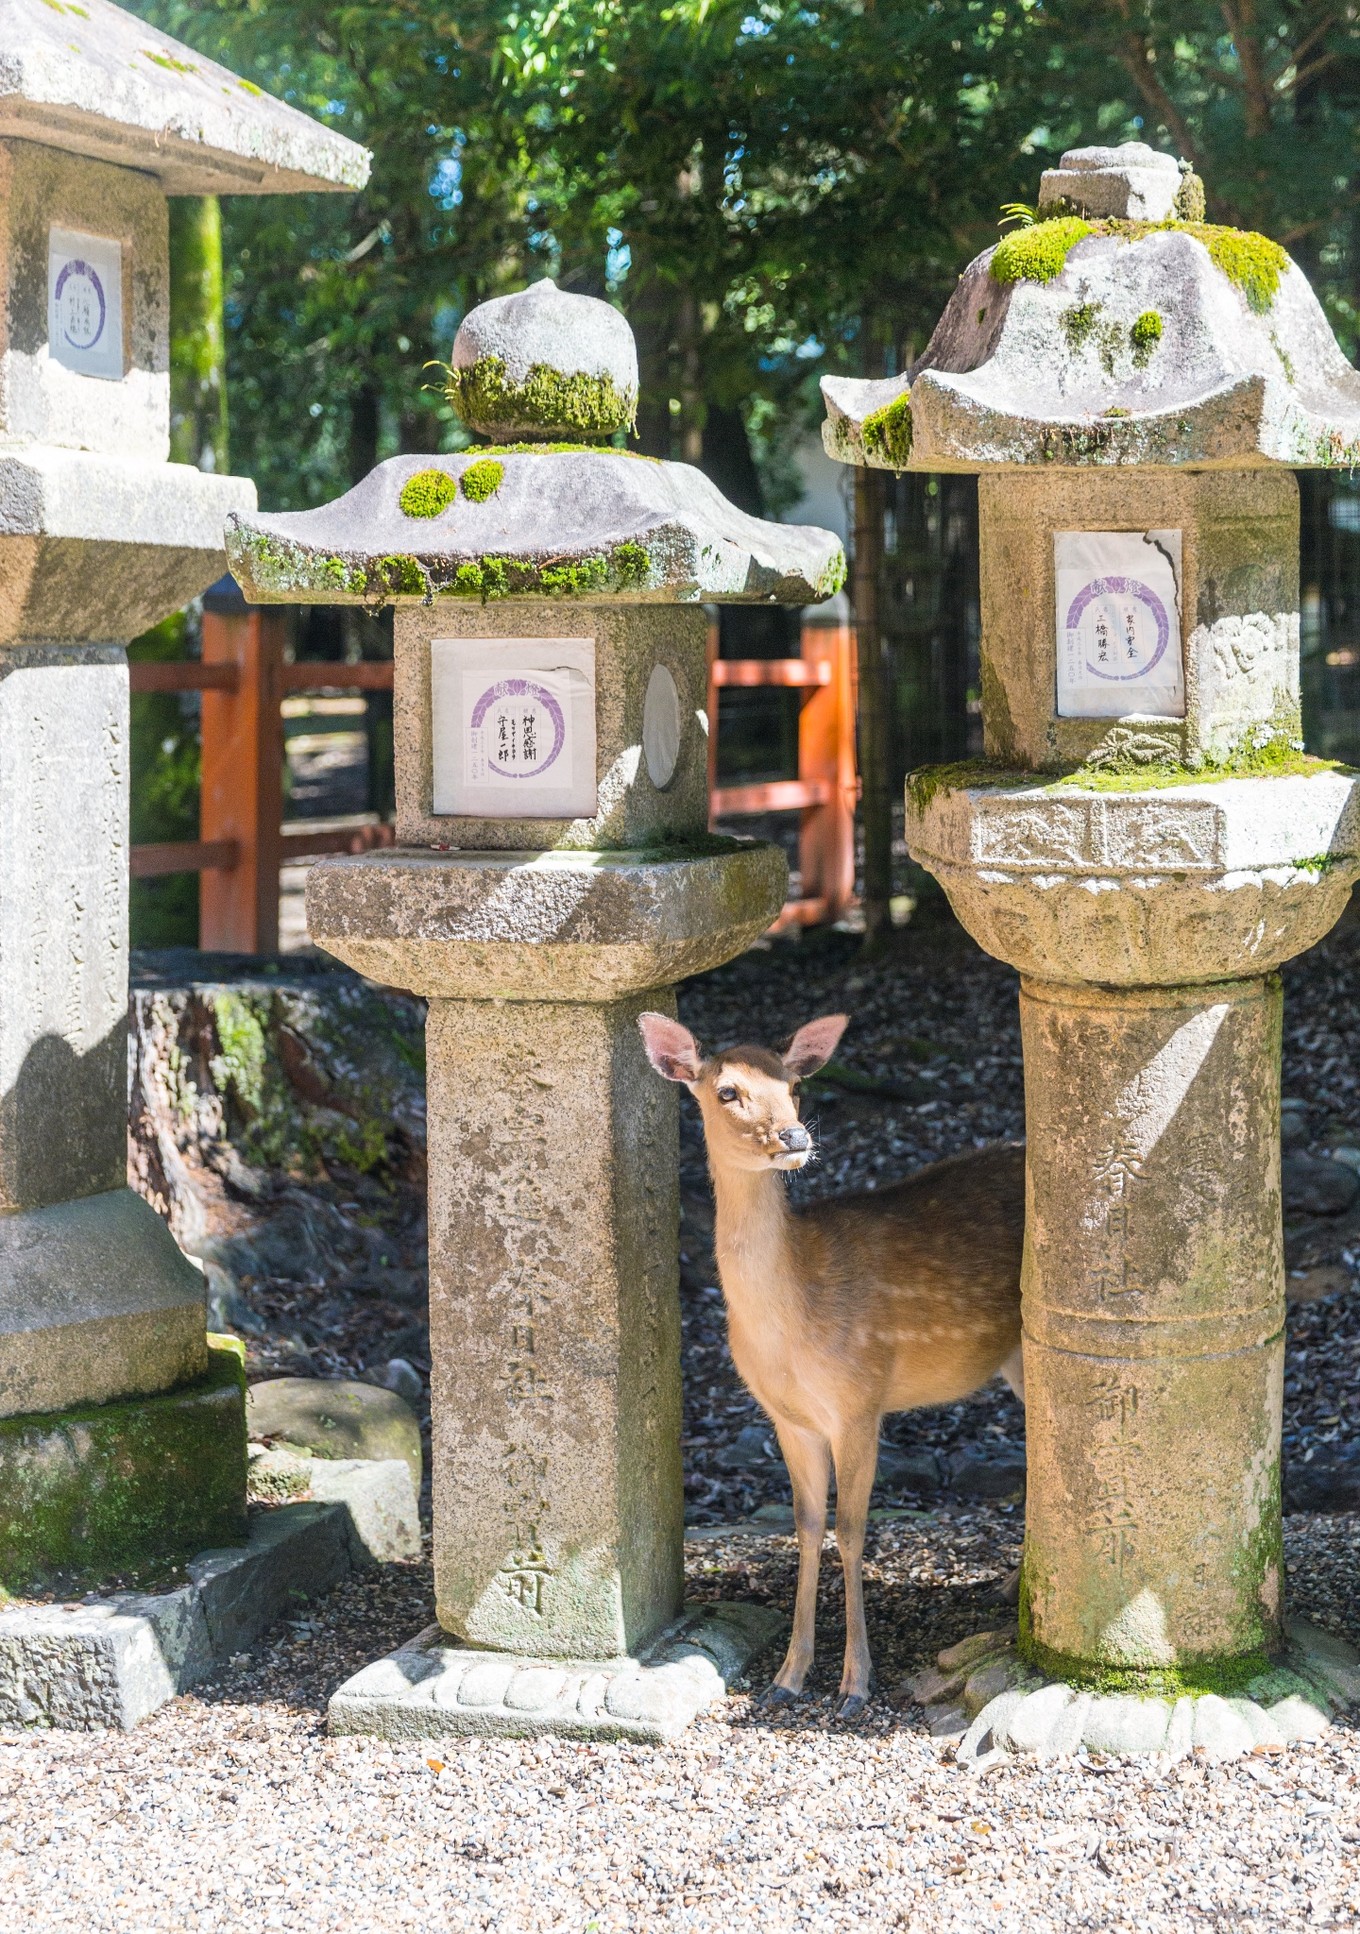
[758,1682,802,1710]
[833,1692,868,1723]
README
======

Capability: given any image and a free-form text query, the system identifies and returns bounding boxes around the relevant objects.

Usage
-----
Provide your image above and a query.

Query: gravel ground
[7,904,1360,1929]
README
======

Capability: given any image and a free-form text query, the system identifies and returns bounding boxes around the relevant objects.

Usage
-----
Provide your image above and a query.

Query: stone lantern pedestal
[0,0,367,1602]
[228,280,844,1739]
[825,144,1360,1759]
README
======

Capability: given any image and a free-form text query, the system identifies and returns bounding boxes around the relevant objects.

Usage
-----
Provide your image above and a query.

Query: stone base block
[248,1444,421,1564]
[0,1500,356,1730]
[328,1600,785,1744]
[909,1621,1360,1766]
[0,1187,209,1417]
[0,1344,246,1593]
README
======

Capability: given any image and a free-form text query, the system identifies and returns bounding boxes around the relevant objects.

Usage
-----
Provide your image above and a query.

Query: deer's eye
[716,1085,739,1104]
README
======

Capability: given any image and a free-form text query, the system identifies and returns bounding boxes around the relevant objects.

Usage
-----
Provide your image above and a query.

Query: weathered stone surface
[906,768,1360,987]
[393,602,712,851]
[328,1600,785,1744]
[971,468,1301,771]
[0,1346,245,1592]
[0,141,169,460]
[0,1188,208,1417]
[425,994,684,1659]
[246,1379,423,1490]
[449,281,638,439]
[306,844,788,1001]
[918,1621,1355,1764]
[1281,1150,1360,1215]
[821,148,1360,471]
[0,453,253,643]
[0,1498,357,1730]
[248,1446,420,1564]
[0,0,369,196]
[1020,976,1285,1666]
[948,1448,1026,1500]
[226,450,844,608]
[1038,142,1182,222]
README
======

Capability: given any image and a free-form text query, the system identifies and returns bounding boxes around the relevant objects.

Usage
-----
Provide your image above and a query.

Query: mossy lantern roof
[0,0,369,193]
[822,142,1360,473]
[227,284,845,608]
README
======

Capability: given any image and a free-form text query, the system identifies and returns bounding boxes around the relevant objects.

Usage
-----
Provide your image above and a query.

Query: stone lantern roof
[0,0,369,193]
[822,141,1360,473]
[227,282,844,606]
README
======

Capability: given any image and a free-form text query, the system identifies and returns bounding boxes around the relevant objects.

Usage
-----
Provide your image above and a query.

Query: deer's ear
[638,1012,703,1083]
[783,1013,848,1079]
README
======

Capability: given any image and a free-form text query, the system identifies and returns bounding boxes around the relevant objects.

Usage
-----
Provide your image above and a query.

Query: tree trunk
[168,198,229,475]
[853,462,892,953]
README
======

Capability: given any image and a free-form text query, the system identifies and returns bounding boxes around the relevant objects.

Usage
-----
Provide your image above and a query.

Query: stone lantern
[824,144,1360,1759]
[0,0,366,1592]
[226,279,844,1740]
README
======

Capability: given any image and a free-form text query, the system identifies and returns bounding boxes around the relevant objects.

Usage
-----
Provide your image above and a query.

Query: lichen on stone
[990,216,1093,286]
[398,468,457,519]
[444,355,636,440]
[460,458,505,503]
[860,392,913,468]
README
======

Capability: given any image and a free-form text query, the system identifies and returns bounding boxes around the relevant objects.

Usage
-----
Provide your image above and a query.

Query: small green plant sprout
[1130,310,1163,366]
[999,202,1037,229]
[460,458,505,503]
[398,468,457,519]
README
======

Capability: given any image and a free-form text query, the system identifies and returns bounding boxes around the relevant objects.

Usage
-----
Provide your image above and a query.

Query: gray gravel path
[3,1505,1359,1930]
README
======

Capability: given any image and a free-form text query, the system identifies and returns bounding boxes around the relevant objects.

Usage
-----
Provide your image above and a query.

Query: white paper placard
[1055,529,1184,719]
[431,637,597,818]
[47,227,123,381]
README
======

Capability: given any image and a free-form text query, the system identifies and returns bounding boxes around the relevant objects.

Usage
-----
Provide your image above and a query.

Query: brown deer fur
[639,1010,1024,1719]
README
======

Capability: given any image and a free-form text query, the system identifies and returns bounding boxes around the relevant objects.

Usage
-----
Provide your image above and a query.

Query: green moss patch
[991,216,1093,285]
[398,468,457,519]
[1131,309,1163,366]
[441,541,654,602]
[0,1346,247,1595]
[990,213,1291,314]
[907,747,1348,811]
[445,355,636,441]
[861,391,913,468]
[460,458,505,503]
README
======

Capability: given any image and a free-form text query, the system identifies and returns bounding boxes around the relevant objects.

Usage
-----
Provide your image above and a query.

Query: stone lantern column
[227,279,844,1740]
[0,0,367,1597]
[824,144,1360,1759]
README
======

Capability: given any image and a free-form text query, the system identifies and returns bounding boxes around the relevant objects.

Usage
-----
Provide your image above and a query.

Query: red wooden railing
[707,619,859,929]
[129,609,859,950]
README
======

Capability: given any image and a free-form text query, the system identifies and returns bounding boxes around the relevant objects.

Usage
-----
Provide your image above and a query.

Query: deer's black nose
[778,1125,811,1153]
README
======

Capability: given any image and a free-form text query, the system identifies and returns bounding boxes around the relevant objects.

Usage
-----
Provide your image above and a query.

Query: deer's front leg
[761,1420,830,1705]
[830,1416,880,1720]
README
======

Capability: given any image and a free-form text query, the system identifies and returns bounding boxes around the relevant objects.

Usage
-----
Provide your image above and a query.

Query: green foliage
[169,197,228,473]
[860,392,913,468]
[398,467,457,517]
[129,610,200,949]
[460,458,505,503]
[991,216,1093,285]
[445,356,635,440]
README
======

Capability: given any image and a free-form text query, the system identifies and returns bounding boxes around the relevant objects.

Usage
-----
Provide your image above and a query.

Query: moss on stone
[0,1346,247,1594]
[315,555,368,594]
[907,746,1349,811]
[445,355,635,441]
[1018,1632,1278,1699]
[398,468,457,519]
[1174,172,1207,223]
[990,212,1290,315]
[374,554,429,599]
[210,990,267,1115]
[460,458,505,503]
[861,392,913,468]
[991,216,1094,285]
[439,541,655,602]
[817,549,848,599]
[1131,309,1163,366]
[611,540,652,589]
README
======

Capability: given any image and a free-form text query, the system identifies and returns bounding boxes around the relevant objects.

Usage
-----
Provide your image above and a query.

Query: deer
[639,1009,1024,1721]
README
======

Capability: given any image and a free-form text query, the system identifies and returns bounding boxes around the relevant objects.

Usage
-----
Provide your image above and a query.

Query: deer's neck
[709,1160,800,1328]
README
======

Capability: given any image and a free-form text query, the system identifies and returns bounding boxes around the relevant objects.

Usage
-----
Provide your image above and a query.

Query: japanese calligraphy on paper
[47,228,123,381]
[431,637,597,818]
[1055,529,1184,720]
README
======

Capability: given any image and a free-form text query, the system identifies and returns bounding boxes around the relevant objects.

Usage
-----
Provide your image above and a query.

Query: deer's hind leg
[761,1420,831,1706]
[830,1414,881,1721]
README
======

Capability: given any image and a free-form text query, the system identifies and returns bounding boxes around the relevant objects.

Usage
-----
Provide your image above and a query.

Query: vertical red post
[797,620,857,920]
[199,606,285,953]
